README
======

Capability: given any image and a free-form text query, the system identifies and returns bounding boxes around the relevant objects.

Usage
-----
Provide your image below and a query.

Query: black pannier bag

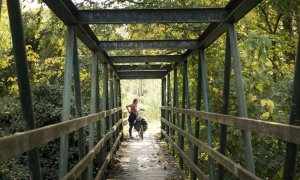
[134,117,148,132]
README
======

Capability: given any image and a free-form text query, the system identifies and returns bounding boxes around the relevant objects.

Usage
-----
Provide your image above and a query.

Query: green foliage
[0,0,299,179]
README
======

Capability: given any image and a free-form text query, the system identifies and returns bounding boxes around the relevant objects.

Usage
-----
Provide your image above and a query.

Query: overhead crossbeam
[118,71,167,79]
[99,40,199,50]
[76,8,227,24]
[115,65,172,71]
[110,55,183,63]
[42,0,120,79]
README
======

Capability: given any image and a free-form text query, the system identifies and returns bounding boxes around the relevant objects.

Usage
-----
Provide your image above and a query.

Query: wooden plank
[161,107,300,145]
[161,118,260,180]
[0,107,122,161]
[161,130,208,180]
[62,119,123,180]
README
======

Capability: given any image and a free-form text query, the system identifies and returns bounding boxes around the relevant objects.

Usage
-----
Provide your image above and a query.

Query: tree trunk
[283,16,295,64]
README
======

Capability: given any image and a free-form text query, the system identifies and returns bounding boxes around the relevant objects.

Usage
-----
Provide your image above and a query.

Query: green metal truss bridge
[1,0,300,179]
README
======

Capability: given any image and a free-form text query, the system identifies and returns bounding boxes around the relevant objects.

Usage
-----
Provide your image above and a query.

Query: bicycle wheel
[139,125,143,140]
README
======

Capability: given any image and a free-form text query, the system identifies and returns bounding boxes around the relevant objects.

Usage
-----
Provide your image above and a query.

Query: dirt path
[107,123,185,180]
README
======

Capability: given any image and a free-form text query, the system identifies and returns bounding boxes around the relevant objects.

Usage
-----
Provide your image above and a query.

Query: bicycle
[134,109,148,140]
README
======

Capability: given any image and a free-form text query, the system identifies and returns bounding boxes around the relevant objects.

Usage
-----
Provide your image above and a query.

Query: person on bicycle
[126,98,138,138]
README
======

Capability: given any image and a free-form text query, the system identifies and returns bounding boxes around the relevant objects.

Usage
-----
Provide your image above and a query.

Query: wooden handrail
[0,107,122,161]
[95,131,123,179]
[161,118,261,180]
[161,106,300,144]
[161,129,208,180]
[62,119,123,180]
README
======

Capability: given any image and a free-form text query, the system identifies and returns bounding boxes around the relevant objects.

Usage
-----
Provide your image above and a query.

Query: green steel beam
[193,50,202,180]
[183,60,195,179]
[108,69,114,149]
[172,66,178,156]
[200,49,215,180]
[227,23,255,173]
[76,8,227,24]
[72,25,87,180]
[179,63,185,169]
[115,65,172,71]
[161,77,167,139]
[166,74,171,136]
[173,67,181,167]
[110,55,183,63]
[283,33,300,180]
[102,63,109,153]
[7,1,42,179]
[218,31,231,180]
[88,51,99,180]
[119,75,164,79]
[58,25,75,179]
[99,40,199,50]
[42,0,119,79]
[118,71,167,78]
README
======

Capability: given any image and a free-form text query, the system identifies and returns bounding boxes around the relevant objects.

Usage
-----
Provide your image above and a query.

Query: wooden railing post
[7,1,42,179]
[227,23,255,172]
[218,31,232,180]
[200,49,215,179]
[283,32,300,180]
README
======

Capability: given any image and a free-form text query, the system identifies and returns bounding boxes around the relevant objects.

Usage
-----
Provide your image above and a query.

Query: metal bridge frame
[1,0,299,179]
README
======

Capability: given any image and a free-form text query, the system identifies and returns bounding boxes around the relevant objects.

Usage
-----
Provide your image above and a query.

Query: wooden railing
[161,106,300,179]
[0,107,123,179]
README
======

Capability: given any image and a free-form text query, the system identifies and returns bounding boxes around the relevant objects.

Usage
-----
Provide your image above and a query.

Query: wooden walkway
[106,124,185,180]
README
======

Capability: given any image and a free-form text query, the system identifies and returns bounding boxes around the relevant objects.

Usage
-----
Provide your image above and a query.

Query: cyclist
[126,98,138,138]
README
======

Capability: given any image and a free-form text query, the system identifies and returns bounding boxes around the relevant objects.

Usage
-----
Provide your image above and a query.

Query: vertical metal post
[118,79,123,137]
[113,75,117,139]
[227,23,255,172]
[161,77,166,139]
[218,31,232,180]
[58,25,75,179]
[166,74,171,136]
[88,51,99,180]
[103,63,109,130]
[200,49,215,180]
[179,64,186,169]
[283,34,300,180]
[7,1,42,179]
[193,50,202,180]
[97,60,104,168]
[183,60,194,177]
[103,63,109,153]
[110,70,114,134]
[72,26,86,180]
[172,67,178,155]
